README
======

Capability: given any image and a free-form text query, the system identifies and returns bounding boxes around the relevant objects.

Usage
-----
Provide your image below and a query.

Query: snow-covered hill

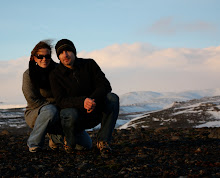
[1,88,220,130]
[119,95,220,129]
[119,88,220,114]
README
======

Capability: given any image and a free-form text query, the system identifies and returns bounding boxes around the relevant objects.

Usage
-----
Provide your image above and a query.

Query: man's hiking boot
[64,145,73,153]
[64,137,73,153]
[97,141,112,158]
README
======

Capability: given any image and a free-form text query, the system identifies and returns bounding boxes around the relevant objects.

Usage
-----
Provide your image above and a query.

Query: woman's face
[34,48,51,68]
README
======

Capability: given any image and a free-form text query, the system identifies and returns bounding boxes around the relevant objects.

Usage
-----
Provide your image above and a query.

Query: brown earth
[0,127,220,177]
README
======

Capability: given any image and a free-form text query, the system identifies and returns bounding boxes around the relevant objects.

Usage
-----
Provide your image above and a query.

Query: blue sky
[0,0,219,60]
[1,0,220,105]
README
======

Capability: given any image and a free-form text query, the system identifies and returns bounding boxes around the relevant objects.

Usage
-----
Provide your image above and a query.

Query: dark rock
[208,128,220,139]
[0,127,219,177]
[0,130,10,135]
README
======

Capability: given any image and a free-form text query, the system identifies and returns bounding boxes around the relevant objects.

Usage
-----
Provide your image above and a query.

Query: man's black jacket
[49,58,112,115]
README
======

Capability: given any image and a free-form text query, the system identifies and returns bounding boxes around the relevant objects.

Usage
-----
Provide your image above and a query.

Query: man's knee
[60,108,79,126]
[106,92,119,104]
[104,93,120,114]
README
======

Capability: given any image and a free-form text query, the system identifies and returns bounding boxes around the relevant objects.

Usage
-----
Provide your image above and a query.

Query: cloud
[0,53,59,104]
[184,21,217,33]
[78,43,220,94]
[0,57,29,103]
[1,43,220,104]
[147,17,218,36]
[148,17,176,35]
[78,43,220,71]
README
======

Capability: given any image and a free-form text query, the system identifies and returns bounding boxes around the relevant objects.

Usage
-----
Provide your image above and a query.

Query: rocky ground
[0,126,220,177]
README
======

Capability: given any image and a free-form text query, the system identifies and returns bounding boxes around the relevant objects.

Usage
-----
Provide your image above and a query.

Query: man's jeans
[51,130,93,150]
[27,104,61,148]
[60,93,119,148]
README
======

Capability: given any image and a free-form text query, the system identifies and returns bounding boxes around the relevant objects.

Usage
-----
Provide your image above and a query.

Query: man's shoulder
[50,63,64,76]
[54,63,65,71]
[77,58,96,66]
[77,58,94,63]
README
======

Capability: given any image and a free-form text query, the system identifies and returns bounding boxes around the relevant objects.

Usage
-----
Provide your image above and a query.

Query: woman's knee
[40,104,59,122]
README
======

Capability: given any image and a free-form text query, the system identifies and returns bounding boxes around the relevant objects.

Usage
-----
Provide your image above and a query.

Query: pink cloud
[1,43,220,103]
[147,17,218,36]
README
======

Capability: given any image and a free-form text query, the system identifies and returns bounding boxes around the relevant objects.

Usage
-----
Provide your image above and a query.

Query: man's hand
[84,98,96,113]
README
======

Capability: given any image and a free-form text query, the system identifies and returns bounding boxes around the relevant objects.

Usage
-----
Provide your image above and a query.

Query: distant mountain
[119,88,220,114]
[119,95,220,129]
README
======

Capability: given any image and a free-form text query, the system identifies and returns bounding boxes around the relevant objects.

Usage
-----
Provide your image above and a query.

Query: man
[50,39,119,156]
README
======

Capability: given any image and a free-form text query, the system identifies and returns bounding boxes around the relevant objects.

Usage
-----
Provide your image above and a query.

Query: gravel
[0,127,220,177]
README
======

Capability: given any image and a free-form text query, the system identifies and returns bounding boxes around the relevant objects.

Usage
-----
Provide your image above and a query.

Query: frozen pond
[0,108,26,129]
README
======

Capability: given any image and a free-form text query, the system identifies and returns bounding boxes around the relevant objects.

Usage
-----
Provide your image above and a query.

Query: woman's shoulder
[23,69,29,75]
[23,69,31,81]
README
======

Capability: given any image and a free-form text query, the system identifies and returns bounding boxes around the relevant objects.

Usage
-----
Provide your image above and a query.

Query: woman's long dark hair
[29,40,56,89]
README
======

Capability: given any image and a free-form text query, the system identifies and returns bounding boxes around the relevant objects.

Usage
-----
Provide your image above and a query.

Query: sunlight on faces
[34,48,51,68]
[59,50,75,69]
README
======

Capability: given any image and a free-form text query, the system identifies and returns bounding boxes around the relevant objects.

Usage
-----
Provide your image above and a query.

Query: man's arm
[89,59,112,101]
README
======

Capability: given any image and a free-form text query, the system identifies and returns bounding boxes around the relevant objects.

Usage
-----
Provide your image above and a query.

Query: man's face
[59,50,75,69]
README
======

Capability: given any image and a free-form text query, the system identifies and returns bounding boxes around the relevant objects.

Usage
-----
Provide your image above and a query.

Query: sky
[0,0,220,105]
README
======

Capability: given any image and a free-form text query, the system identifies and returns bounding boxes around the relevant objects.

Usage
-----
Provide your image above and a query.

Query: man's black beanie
[55,39,77,59]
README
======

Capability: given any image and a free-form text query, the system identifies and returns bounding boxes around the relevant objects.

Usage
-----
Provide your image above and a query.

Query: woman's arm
[22,70,49,109]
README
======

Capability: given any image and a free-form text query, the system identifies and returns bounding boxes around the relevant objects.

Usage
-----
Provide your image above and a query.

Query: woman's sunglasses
[35,54,51,59]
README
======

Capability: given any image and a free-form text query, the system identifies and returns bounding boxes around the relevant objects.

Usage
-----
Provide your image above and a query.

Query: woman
[22,40,62,152]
